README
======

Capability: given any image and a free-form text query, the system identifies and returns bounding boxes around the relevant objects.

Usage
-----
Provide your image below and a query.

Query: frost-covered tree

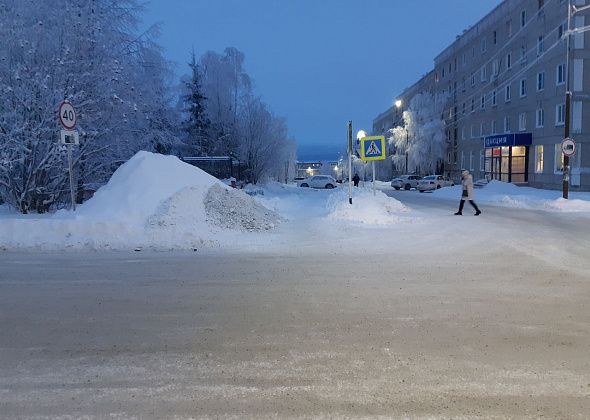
[239,97,293,184]
[182,52,211,155]
[0,0,178,213]
[388,92,449,174]
[200,48,251,156]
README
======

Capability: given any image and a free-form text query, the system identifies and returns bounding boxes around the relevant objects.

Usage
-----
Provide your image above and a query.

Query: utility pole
[563,0,572,199]
[348,121,353,205]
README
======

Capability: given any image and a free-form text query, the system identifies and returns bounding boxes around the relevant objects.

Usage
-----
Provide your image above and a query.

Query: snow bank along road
[1,199,590,420]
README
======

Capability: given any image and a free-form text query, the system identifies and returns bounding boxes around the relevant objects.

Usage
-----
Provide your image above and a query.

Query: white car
[391,175,422,190]
[298,175,337,189]
[417,175,455,192]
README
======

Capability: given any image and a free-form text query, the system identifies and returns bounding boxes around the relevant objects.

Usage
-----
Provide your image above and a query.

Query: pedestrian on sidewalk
[455,170,481,216]
[353,173,360,187]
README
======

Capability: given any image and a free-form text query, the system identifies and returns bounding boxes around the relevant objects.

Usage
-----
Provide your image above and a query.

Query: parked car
[391,174,422,190]
[417,175,455,192]
[298,175,337,189]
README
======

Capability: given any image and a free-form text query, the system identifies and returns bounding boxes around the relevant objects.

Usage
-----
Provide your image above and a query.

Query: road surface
[1,193,589,418]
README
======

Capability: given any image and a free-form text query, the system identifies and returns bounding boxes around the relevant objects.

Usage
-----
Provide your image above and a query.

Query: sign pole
[67,144,76,211]
[348,121,353,205]
[563,0,572,199]
[372,161,376,196]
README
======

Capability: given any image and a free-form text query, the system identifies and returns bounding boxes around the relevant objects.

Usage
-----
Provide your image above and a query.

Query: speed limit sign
[58,101,77,129]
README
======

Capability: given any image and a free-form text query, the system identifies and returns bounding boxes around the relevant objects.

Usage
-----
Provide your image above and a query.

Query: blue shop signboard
[484,133,532,148]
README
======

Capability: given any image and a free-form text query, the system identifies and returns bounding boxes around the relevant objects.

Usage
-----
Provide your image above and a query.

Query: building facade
[376,0,590,189]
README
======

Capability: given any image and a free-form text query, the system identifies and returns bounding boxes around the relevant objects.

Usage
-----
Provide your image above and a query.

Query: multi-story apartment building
[376,0,590,189]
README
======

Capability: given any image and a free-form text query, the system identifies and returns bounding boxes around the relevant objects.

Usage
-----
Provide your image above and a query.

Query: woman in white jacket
[454,170,482,216]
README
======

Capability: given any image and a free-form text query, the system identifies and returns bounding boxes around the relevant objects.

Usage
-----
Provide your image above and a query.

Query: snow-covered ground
[1,151,590,252]
[429,180,590,212]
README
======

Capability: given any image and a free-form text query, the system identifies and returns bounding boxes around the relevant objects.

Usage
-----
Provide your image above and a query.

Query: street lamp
[395,99,402,108]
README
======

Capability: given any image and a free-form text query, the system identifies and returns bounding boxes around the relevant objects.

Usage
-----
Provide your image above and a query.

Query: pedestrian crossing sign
[360,136,386,161]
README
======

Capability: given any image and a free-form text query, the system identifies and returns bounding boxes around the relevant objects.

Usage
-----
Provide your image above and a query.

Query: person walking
[353,173,360,187]
[454,170,481,216]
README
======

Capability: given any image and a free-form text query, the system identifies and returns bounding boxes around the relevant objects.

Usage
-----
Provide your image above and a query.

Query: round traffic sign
[561,138,576,157]
[58,101,77,129]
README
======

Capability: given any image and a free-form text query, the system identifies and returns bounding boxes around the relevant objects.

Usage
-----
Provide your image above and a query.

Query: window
[492,120,498,134]
[505,84,511,102]
[521,10,527,28]
[471,73,476,87]
[461,127,466,140]
[556,63,566,85]
[462,102,466,115]
[504,116,511,132]
[538,0,545,9]
[480,122,486,137]
[492,90,497,106]
[558,22,566,39]
[493,30,497,45]
[520,78,527,97]
[537,35,544,55]
[573,101,583,133]
[518,112,527,131]
[462,53,466,66]
[520,45,527,63]
[481,38,487,53]
[471,98,475,113]
[535,145,544,173]
[554,143,581,173]
[471,125,477,138]
[555,103,565,126]
[470,151,474,171]
[537,71,545,91]
[481,65,487,82]
[506,52,512,69]
[536,108,545,127]
[555,144,565,173]
[492,59,499,76]
[480,150,485,171]
[507,19,513,37]
[461,152,465,169]
[481,95,486,110]
[461,77,466,92]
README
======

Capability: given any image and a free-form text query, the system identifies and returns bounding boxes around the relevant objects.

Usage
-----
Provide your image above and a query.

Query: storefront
[484,133,532,183]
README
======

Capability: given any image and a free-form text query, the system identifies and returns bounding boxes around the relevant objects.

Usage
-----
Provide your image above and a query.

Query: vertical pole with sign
[348,121,353,205]
[372,161,376,196]
[58,101,78,211]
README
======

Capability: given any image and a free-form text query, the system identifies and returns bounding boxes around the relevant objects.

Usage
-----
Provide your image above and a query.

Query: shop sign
[484,133,532,148]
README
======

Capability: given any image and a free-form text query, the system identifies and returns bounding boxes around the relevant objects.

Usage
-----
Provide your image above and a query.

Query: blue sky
[143,0,501,160]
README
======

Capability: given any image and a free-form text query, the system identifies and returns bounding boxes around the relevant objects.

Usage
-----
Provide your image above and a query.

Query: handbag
[462,189,468,197]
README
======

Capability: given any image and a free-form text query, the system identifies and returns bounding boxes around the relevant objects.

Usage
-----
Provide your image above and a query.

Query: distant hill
[297,143,343,161]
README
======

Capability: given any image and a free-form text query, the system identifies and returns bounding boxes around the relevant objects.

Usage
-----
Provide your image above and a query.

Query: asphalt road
[1,194,590,418]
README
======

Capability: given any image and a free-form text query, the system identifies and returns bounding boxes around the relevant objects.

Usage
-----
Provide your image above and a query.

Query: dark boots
[455,200,481,216]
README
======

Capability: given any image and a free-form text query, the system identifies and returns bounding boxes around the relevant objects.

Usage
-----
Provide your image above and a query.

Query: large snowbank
[0,152,281,250]
[432,180,590,212]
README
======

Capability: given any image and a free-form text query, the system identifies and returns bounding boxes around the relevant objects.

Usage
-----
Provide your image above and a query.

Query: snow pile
[75,151,220,225]
[326,187,412,224]
[432,180,590,213]
[0,152,282,250]
[204,184,282,231]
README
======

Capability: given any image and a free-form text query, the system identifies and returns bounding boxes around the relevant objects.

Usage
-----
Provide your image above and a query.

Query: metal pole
[348,121,353,204]
[67,145,76,211]
[372,161,376,196]
[563,0,572,199]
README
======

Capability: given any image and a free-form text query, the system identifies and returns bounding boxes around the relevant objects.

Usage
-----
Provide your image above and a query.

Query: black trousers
[458,199,480,213]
